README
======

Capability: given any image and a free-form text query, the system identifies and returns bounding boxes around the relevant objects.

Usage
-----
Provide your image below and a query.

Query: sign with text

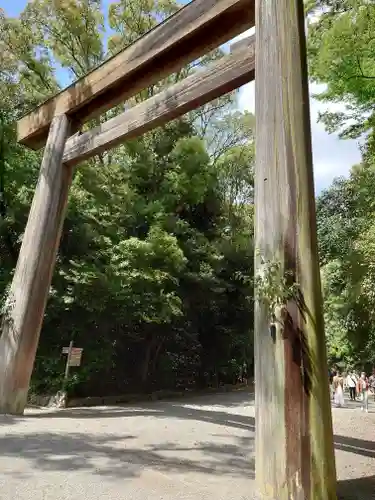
[62,346,83,366]
[69,348,83,367]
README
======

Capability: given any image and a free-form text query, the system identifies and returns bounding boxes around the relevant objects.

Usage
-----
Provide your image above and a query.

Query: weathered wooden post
[254,0,337,499]
[0,114,72,415]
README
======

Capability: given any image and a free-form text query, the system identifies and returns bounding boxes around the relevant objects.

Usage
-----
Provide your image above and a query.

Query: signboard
[62,345,83,366]
[69,348,83,367]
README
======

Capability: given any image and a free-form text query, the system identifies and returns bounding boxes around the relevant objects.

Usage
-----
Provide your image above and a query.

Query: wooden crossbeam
[62,35,255,167]
[230,33,255,54]
[17,0,255,150]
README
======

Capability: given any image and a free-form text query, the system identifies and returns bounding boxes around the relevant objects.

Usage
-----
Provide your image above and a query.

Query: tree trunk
[141,336,155,384]
[151,338,164,375]
[254,1,337,498]
[0,114,72,415]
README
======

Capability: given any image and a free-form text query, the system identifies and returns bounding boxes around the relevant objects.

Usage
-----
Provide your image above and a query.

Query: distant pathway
[0,391,374,499]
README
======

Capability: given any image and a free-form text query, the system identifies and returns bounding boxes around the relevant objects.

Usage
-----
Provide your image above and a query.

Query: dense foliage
[308,0,375,370]
[0,0,254,396]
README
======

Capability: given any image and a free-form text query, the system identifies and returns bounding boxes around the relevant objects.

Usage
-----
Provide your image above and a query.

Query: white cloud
[308,85,362,193]
[230,31,362,194]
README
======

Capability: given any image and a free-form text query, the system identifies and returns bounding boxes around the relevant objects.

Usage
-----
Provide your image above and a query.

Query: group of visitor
[329,368,375,412]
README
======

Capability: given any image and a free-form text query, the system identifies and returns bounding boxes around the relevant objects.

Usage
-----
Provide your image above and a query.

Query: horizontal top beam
[62,35,255,167]
[17,0,255,150]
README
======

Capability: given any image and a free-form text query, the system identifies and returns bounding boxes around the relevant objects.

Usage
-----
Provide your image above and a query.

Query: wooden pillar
[254,1,337,499]
[0,114,72,415]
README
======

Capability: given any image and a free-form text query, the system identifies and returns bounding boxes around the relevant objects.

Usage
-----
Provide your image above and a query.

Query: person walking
[328,369,334,400]
[358,372,370,413]
[354,371,360,399]
[346,371,357,401]
[242,361,248,385]
[333,371,345,407]
[369,369,375,403]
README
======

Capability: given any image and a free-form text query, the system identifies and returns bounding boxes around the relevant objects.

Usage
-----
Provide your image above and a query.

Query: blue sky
[1,0,362,193]
[0,0,111,16]
[0,0,23,16]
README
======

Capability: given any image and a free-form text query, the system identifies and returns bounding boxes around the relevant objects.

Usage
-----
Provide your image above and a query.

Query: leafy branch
[254,255,300,321]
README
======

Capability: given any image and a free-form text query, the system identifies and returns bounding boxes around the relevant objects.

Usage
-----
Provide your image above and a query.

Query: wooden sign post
[62,341,74,389]
[62,341,83,391]
[68,347,83,367]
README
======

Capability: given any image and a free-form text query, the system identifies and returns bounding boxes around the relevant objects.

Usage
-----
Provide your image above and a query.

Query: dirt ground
[0,390,373,499]
[333,396,375,500]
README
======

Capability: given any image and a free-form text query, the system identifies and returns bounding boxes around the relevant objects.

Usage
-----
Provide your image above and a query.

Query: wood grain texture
[17,0,255,150]
[62,36,255,166]
[254,0,337,499]
[230,33,255,56]
[0,114,72,415]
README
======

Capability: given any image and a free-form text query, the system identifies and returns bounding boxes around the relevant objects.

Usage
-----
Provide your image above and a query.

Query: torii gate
[0,0,337,498]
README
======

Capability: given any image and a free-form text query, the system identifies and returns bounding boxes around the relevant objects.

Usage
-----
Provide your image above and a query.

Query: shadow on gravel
[20,391,256,432]
[1,391,373,497]
[29,390,254,415]
[0,415,19,427]
[334,435,375,458]
[0,392,255,480]
[337,475,375,500]
[0,430,254,480]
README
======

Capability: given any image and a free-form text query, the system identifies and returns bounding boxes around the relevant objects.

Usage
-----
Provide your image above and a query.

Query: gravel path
[333,397,375,500]
[0,391,373,499]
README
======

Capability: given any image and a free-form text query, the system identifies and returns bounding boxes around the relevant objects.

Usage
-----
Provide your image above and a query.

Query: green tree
[23,0,105,78]
[307,0,375,145]
[316,163,375,369]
